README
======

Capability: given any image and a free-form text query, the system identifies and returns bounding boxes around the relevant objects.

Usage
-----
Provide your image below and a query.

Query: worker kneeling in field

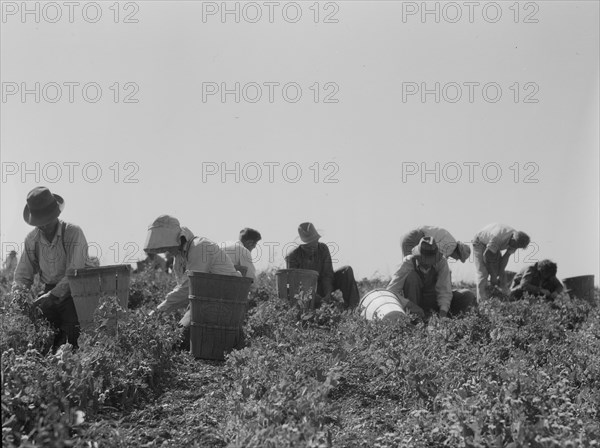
[144,215,241,350]
[401,225,471,263]
[13,186,95,352]
[472,223,530,301]
[509,259,564,301]
[387,237,477,319]
[285,222,360,309]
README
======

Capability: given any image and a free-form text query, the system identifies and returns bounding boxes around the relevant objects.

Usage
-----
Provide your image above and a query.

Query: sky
[1,1,599,285]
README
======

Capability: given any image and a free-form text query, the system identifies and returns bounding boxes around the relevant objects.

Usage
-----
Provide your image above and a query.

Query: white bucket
[359,289,405,322]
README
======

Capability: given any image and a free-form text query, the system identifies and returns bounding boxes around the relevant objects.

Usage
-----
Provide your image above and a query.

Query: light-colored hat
[412,237,442,265]
[456,241,471,263]
[144,215,181,252]
[298,222,321,244]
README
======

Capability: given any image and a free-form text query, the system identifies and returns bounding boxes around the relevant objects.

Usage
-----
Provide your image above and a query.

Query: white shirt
[418,226,457,258]
[473,223,516,254]
[223,241,256,281]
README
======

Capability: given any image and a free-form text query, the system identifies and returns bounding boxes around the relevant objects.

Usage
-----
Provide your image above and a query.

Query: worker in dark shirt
[510,259,564,300]
[285,222,359,308]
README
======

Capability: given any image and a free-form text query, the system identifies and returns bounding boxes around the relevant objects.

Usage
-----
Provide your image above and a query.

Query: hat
[9,250,17,256]
[298,222,321,244]
[144,215,181,252]
[456,241,471,263]
[23,186,65,226]
[411,236,442,265]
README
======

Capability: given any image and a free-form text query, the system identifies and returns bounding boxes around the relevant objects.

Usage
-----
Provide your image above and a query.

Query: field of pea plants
[1,268,599,447]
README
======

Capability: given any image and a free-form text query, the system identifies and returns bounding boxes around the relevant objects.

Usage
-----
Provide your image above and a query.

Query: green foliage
[1,286,180,447]
[2,271,599,447]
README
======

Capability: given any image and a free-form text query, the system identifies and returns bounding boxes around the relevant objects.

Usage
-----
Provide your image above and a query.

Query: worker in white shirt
[472,223,530,301]
[223,227,261,281]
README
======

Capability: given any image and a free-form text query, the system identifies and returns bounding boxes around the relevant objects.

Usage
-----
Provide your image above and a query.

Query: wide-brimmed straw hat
[412,236,442,265]
[298,222,321,244]
[144,215,182,252]
[23,186,65,226]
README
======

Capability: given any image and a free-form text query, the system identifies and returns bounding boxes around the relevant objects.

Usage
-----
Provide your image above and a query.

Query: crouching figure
[387,237,477,319]
[144,215,242,350]
[510,259,564,301]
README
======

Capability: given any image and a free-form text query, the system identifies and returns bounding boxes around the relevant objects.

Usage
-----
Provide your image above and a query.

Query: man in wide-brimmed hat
[13,186,93,351]
[285,222,360,308]
[144,215,241,350]
[472,223,530,301]
[387,237,477,319]
[401,225,471,263]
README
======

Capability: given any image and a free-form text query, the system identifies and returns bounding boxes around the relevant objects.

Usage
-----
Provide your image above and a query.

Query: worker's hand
[540,288,551,297]
[33,292,58,313]
[404,301,425,319]
[439,310,449,319]
[549,291,559,300]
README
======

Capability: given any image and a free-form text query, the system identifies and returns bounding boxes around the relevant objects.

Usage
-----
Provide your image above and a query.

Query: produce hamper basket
[188,272,253,360]
[67,264,131,331]
[275,269,319,308]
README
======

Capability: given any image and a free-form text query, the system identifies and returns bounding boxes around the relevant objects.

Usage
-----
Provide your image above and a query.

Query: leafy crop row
[1,268,599,447]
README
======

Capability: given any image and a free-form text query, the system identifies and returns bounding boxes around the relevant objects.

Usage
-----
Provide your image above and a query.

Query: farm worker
[472,223,530,301]
[13,186,94,351]
[387,237,477,319]
[223,227,262,281]
[401,226,471,262]
[285,222,360,308]
[143,215,241,349]
[3,250,18,280]
[509,259,564,301]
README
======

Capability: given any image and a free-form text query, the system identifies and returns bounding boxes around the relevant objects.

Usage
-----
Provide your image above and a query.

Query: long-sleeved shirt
[13,220,92,298]
[387,255,453,313]
[418,226,457,258]
[473,223,516,254]
[223,241,256,280]
[285,243,334,297]
[511,263,564,295]
[157,233,241,314]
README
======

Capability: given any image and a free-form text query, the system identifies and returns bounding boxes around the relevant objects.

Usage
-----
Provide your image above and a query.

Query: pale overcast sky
[1,1,599,283]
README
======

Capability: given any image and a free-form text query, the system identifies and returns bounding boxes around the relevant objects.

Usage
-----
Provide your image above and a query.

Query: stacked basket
[188,272,253,360]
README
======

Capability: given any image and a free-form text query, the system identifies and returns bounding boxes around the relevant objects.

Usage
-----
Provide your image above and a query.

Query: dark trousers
[39,284,80,349]
[403,270,477,317]
[334,266,360,308]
